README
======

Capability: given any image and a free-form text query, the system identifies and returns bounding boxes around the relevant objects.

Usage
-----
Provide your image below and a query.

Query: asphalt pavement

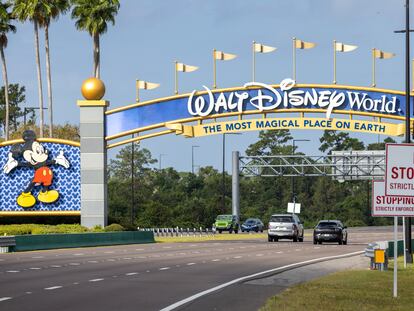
[0,226,402,311]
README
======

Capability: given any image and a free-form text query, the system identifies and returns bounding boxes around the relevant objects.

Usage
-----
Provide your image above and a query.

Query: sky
[3,0,409,172]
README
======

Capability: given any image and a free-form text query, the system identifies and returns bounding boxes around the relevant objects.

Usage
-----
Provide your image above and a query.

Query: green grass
[156,233,267,243]
[156,232,313,243]
[260,258,414,311]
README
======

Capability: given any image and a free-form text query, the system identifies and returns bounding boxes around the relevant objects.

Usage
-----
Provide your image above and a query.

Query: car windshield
[217,215,232,221]
[270,216,293,223]
[317,222,339,228]
[244,219,255,224]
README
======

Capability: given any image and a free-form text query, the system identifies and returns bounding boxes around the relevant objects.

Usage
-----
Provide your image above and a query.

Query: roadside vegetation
[260,258,414,311]
[0,223,126,235]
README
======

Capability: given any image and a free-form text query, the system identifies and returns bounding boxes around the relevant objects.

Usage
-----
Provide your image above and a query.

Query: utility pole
[394,0,413,263]
[291,139,309,211]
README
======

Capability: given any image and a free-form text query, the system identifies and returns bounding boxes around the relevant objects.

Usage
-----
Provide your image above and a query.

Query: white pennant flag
[254,42,277,53]
[176,62,199,72]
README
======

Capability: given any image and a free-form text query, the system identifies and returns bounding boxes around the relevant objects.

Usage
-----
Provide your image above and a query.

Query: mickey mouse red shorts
[33,167,53,186]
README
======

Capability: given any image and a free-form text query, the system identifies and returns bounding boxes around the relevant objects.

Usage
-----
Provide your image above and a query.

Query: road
[0,226,401,311]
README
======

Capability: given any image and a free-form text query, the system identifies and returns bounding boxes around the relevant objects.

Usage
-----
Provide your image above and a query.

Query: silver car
[268,214,304,242]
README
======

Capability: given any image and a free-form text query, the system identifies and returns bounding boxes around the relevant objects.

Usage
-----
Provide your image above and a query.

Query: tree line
[108,130,395,229]
[0,0,120,140]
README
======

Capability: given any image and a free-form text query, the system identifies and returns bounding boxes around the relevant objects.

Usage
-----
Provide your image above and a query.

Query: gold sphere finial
[81,77,106,100]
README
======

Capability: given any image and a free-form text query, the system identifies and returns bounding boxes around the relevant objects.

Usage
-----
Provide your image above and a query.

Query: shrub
[104,223,125,232]
[0,224,36,235]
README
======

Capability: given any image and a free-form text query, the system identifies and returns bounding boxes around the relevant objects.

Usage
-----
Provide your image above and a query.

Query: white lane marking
[135,248,144,251]
[186,263,196,266]
[107,259,116,262]
[104,251,114,254]
[159,267,170,271]
[123,258,132,260]
[31,256,44,259]
[256,254,264,257]
[6,270,19,273]
[314,247,320,249]
[146,270,150,273]
[163,246,172,249]
[212,259,221,262]
[87,261,98,263]
[125,272,139,276]
[25,292,32,294]
[160,250,364,311]
[233,256,242,259]
[44,286,62,290]
[0,297,12,302]
[276,251,283,254]
[73,282,79,285]
[29,267,41,270]
[89,278,104,282]
[295,249,301,251]
[50,265,61,268]
[69,263,80,266]
[73,253,84,256]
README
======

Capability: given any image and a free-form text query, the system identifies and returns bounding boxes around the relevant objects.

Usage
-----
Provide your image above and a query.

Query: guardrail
[0,236,16,253]
[139,227,215,238]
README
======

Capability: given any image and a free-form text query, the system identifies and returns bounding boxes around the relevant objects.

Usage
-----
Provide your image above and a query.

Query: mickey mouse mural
[2,130,70,208]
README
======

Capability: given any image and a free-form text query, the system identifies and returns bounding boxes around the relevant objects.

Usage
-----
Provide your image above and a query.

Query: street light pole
[131,134,135,226]
[159,154,166,170]
[191,145,200,174]
[222,134,226,211]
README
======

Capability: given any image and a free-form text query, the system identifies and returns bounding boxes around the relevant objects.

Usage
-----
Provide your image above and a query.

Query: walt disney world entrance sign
[105,79,410,148]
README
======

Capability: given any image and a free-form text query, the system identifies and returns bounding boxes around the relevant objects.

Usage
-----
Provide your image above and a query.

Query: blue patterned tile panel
[0,142,81,212]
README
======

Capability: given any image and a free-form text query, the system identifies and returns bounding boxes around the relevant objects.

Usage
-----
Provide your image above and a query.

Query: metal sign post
[394,216,398,298]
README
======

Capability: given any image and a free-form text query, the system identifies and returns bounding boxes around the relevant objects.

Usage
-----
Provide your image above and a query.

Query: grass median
[260,257,414,311]
[155,232,313,243]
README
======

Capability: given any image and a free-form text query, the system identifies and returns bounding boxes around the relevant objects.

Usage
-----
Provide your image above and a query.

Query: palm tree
[13,0,45,137]
[0,1,16,140]
[71,0,120,78]
[38,0,70,138]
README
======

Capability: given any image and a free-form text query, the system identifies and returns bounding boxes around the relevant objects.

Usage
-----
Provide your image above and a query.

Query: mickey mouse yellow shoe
[17,192,36,208]
[38,190,59,203]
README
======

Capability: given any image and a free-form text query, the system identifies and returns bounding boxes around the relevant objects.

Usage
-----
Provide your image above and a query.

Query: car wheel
[235,230,238,234]
[313,239,317,245]
[274,237,278,242]
[255,228,259,233]
[268,236,273,242]
[318,241,322,245]
[261,230,264,233]
[218,230,222,234]
[299,235,304,242]
[343,237,348,245]
[293,235,298,242]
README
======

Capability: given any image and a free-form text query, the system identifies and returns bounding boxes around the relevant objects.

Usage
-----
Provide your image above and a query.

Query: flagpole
[333,40,337,84]
[252,41,256,82]
[213,49,217,89]
[293,37,296,81]
[372,49,376,87]
[174,61,178,94]
[412,59,414,92]
[136,79,140,102]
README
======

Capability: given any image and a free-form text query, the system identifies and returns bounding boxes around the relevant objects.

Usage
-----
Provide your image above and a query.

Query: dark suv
[313,220,348,245]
